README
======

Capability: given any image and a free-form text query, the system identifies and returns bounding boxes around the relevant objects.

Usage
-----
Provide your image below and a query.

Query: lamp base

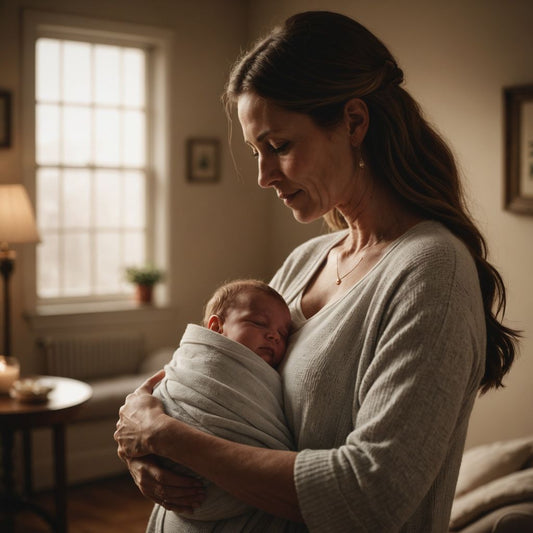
[0,249,15,356]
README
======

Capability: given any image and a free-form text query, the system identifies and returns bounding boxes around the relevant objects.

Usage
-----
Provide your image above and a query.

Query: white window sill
[24,300,178,332]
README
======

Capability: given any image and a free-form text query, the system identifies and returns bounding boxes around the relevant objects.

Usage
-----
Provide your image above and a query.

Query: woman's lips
[278,190,301,206]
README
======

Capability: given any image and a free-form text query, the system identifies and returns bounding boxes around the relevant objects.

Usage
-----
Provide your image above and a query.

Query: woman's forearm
[151,414,303,522]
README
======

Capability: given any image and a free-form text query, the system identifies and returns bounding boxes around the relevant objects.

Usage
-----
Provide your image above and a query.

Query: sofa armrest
[454,501,533,533]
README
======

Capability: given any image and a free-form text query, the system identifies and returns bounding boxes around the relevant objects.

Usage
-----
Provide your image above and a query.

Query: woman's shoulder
[394,220,474,267]
[383,220,480,293]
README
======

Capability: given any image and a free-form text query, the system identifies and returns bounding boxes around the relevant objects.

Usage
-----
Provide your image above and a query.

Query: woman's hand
[126,455,206,513]
[114,370,168,460]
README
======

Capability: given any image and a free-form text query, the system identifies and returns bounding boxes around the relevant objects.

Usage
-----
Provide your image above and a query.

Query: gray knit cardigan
[148,221,485,533]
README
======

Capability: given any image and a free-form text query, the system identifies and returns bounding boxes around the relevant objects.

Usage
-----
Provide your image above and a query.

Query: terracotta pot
[135,284,154,305]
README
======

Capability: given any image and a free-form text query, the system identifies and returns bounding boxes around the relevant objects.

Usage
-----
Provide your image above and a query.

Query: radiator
[38,334,145,381]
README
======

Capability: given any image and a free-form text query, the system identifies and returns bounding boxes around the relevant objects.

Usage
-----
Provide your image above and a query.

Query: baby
[202,278,291,368]
[150,279,294,524]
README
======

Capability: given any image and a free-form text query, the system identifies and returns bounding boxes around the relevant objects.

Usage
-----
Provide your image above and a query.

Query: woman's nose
[257,154,280,189]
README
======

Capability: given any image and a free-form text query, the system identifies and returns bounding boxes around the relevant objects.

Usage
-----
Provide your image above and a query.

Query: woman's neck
[337,176,423,253]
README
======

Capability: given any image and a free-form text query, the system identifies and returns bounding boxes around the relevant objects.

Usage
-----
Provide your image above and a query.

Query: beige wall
[0,0,268,368]
[247,0,533,449]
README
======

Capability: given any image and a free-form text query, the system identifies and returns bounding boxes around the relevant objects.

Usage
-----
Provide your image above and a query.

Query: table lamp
[0,184,40,356]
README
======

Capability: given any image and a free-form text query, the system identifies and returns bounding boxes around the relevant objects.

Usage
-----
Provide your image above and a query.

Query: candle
[0,356,20,393]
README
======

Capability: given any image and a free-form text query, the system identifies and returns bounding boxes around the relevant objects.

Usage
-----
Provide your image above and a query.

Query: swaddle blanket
[153,324,294,521]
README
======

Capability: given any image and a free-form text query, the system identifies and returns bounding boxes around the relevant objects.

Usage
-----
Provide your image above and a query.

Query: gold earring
[359,158,365,169]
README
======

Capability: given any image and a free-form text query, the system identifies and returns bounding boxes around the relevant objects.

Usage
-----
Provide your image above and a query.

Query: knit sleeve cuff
[295,449,369,532]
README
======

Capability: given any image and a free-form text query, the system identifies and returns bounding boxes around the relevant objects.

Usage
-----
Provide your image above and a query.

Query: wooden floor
[10,475,154,533]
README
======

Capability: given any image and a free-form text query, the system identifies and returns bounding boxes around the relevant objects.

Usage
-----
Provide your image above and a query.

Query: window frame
[22,9,172,317]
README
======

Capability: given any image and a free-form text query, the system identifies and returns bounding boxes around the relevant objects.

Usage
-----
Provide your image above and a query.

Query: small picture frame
[187,138,220,183]
[504,84,533,215]
[0,90,12,149]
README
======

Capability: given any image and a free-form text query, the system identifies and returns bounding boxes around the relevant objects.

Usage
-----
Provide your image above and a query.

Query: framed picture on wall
[504,84,533,214]
[0,90,12,148]
[187,138,220,183]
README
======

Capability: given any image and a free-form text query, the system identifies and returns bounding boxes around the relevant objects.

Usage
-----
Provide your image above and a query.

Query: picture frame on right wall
[504,84,533,215]
[0,90,12,149]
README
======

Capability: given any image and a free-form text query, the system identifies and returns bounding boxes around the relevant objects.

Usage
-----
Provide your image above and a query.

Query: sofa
[450,436,533,532]
[30,334,174,489]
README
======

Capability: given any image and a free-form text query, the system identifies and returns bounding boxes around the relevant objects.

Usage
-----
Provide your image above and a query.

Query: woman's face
[237,92,362,223]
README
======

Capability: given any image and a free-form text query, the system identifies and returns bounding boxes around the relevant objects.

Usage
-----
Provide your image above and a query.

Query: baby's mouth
[258,346,274,361]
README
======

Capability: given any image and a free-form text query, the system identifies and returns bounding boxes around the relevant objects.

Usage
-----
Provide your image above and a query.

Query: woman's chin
[291,208,324,225]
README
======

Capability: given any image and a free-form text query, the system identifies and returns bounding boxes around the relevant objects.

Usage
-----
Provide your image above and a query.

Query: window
[23,11,171,312]
[36,39,147,299]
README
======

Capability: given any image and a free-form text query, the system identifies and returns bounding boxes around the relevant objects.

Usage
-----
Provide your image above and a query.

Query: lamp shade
[0,184,40,245]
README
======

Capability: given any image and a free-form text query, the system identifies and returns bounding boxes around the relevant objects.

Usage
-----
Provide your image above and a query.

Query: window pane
[63,41,91,104]
[36,38,60,102]
[63,106,91,165]
[37,233,60,298]
[96,232,121,293]
[63,232,91,295]
[124,48,145,107]
[95,170,121,228]
[123,171,145,228]
[95,45,120,105]
[63,169,91,228]
[36,103,60,164]
[123,110,145,166]
[95,109,121,166]
[37,168,60,229]
[34,35,151,302]
[124,231,145,268]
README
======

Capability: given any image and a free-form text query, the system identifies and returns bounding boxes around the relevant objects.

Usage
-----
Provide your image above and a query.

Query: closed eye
[270,142,289,155]
[248,319,267,327]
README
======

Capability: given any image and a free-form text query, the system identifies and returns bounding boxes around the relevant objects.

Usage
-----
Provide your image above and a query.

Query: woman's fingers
[128,457,206,510]
[114,372,167,457]
[140,369,166,393]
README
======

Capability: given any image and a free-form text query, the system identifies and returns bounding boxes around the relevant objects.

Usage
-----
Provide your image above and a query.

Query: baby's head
[203,279,291,368]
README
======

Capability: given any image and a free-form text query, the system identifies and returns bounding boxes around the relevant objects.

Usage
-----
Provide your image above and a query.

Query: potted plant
[125,265,164,305]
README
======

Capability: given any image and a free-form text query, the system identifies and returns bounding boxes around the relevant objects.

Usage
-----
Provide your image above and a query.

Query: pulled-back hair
[203,279,287,327]
[223,11,519,393]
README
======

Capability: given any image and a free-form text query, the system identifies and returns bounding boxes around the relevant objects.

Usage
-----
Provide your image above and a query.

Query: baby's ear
[207,314,223,333]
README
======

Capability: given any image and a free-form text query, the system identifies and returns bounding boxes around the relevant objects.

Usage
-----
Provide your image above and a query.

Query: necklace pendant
[335,278,342,285]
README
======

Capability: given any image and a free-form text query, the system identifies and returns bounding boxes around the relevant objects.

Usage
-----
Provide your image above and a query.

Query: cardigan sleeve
[293,240,486,532]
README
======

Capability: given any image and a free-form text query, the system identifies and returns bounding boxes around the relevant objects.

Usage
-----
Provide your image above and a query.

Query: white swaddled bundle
[152,323,294,521]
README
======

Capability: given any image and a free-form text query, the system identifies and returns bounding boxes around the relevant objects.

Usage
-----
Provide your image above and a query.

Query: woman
[114,11,518,532]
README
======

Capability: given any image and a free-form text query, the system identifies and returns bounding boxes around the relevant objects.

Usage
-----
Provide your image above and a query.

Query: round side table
[0,376,92,533]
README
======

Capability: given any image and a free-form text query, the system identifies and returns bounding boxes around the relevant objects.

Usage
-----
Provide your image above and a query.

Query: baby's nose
[266,330,280,343]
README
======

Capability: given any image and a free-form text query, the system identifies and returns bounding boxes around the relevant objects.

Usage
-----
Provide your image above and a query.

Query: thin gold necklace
[335,251,365,285]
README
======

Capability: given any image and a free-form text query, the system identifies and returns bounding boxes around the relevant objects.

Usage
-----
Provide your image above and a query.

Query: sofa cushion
[450,468,533,530]
[455,437,533,497]
[76,372,153,421]
[452,501,533,533]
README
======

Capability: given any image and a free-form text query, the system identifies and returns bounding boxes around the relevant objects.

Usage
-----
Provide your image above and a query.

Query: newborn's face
[218,290,291,367]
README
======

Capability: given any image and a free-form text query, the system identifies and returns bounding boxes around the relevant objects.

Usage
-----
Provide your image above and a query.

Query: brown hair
[223,11,519,393]
[203,279,287,326]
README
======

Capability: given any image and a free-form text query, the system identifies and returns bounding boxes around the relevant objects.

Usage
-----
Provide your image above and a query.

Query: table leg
[1,429,15,531]
[22,428,33,497]
[53,424,68,533]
